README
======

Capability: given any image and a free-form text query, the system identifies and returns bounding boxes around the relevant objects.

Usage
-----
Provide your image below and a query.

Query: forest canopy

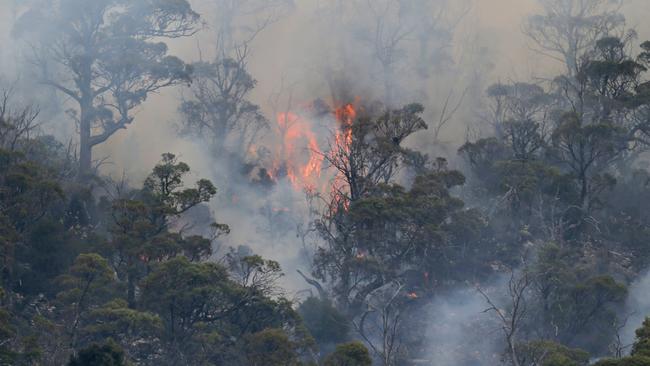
[2,0,650,365]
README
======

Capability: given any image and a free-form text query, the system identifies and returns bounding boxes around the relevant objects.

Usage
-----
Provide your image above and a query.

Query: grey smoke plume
[621,271,650,351]
[425,286,504,366]
[3,1,650,362]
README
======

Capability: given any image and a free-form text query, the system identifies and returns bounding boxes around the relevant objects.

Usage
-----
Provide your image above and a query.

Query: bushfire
[263,101,359,201]
[274,111,324,190]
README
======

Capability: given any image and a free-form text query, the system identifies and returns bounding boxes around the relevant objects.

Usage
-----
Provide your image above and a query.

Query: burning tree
[312,102,488,357]
[272,109,325,190]
[325,103,428,204]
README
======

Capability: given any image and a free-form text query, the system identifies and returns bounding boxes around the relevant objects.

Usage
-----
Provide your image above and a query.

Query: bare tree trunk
[78,57,94,180]
[580,171,589,211]
[79,105,92,180]
[478,269,530,366]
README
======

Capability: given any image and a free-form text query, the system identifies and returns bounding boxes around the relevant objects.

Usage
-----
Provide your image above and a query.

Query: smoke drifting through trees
[3,0,650,365]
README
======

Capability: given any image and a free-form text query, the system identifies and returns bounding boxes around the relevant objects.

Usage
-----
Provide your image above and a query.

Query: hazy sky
[95,0,545,179]
[1,0,649,180]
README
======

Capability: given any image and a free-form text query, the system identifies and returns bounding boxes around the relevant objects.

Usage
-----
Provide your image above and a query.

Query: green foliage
[517,340,590,366]
[0,288,17,365]
[315,163,489,315]
[594,356,650,366]
[244,328,301,366]
[83,299,162,363]
[0,86,311,364]
[604,170,650,270]
[226,247,284,293]
[68,341,126,366]
[108,153,222,307]
[323,342,372,366]
[143,153,217,215]
[56,254,117,351]
[56,254,115,305]
[0,141,65,290]
[530,243,627,352]
[298,297,349,345]
[632,318,650,358]
[15,0,200,175]
[139,256,312,365]
[140,257,232,338]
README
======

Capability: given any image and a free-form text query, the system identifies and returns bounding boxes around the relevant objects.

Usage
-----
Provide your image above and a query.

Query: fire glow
[268,102,358,200]
[407,292,419,299]
[275,111,324,190]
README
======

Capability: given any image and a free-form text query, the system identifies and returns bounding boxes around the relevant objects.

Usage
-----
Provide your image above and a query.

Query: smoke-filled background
[4,1,650,365]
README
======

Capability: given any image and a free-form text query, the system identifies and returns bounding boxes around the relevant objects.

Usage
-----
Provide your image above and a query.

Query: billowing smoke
[621,271,650,349]
[425,286,504,366]
[3,0,650,364]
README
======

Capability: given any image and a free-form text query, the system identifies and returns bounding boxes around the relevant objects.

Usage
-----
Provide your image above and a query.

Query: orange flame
[263,101,359,210]
[329,103,357,212]
[275,111,324,190]
[407,292,419,299]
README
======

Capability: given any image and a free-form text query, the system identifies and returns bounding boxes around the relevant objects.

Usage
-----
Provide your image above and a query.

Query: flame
[329,103,357,212]
[263,101,359,213]
[334,103,355,152]
[335,103,356,126]
[275,111,324,190]
[407,292,419,299]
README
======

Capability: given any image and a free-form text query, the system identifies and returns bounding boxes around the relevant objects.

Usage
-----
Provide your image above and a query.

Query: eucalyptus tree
[178,49,267,158]
[178,0,293,159]
[14,0,200,178]
[109,153,220,308]
[207,0,294,54]
[315,103,488,323]
[525,0,626,77]
[337,0,468,105]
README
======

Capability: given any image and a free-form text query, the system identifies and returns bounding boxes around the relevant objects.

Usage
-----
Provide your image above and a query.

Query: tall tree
[524,0,626,77]
[67,341,126,366]
[177,0,294,160]
[208,0,294,54]
[179,49,267,157]
[327,0,468,105]
[56,254,116,352]
[324,341,372,366]
[109,153,220,308]
[594,317,650,365]
[14,0,199,178]
[315,103,488,334]
[139,256,313,365]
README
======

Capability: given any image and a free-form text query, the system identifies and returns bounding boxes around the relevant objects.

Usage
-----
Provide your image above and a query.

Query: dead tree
[477,269,531,366]
[354,281,405,366]
[209,0,294,54]
[524,0,626,77]
[0,88,40,152]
